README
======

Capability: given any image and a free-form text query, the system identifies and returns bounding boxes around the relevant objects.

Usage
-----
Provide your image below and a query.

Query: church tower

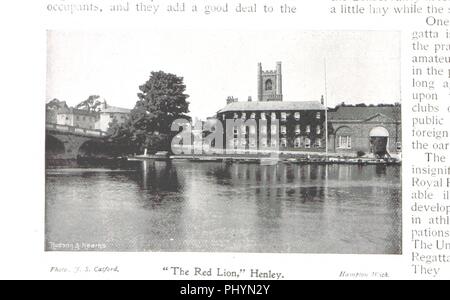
[257,62,283,102]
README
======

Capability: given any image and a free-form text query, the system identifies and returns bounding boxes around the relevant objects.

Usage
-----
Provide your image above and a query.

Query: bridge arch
[77,139,118,159]
[78,140,109,158]
[46,135,66,158]
[46,124,111,162]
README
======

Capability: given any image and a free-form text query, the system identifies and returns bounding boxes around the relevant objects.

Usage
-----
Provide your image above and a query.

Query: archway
[369,127,389,157]
[78,140,108,158]
[46,135,65,158]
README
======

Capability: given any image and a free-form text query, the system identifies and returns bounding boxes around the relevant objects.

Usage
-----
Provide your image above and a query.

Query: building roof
[218,101,326,113]
[101,105,131,114]
[328,106,401,121]
[57,108,98,116]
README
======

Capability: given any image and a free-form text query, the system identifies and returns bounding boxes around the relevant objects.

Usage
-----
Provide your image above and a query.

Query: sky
[47,30,401,120]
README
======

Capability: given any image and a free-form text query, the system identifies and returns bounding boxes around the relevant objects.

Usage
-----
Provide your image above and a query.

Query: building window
[271,112,277,120]
[250,139,257,148]
[234,113,238,119]
[295,125,301,135]
[294,137,301,148]
[281,125,287,135]
[271,139,277,147]
[250,126,256,135]
[316,125,321,135]
[271,124,277,133]
[338,136,352,149]
[260,125,267,134]
[250,113,256,119]
[240,125,246,134]
[281,138,287,148]
[315,139,322,148]
[232,139,239,147]
[316,112,321,119]
[281,112,287,121]
[260,113,266,120]
[241,113,246,119]
[233,128,238,136]
[294,112,300,120]
[261,139,267,147]
[306,125,311,134]
[76,116,80,121]
[305,138,311,149]
[241,139,247,146]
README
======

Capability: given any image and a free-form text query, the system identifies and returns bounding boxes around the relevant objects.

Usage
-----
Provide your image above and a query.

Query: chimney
[248,96,252,102]
[227,96,238,105]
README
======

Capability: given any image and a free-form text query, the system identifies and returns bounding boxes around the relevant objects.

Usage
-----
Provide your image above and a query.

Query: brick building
[56,107,98,130]
[46,99,69,123]
[46,99,131,132]
[217,62,327,152]
[328,105,402,156]
[95,101,131,132]
[215,62,401,156]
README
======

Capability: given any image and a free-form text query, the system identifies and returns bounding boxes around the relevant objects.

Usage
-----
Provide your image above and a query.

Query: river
[46,161,402,254]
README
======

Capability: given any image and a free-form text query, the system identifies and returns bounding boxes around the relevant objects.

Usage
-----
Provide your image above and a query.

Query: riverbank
[129,152,402,166]
[46,151,401,168]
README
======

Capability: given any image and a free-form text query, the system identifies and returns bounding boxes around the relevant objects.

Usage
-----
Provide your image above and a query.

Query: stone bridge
[46,123,110,160]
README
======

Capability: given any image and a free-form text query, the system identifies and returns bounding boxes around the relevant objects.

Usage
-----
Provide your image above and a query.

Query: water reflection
[139,160,181,193]
[46,161,402,254]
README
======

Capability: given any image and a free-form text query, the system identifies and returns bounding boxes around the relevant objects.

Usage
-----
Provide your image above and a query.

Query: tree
[46,98,69,110]
[107,116,120,136]
[75,95,103,112]
[111,71,190,154]
[391,103,401,148]
[46,98,69,124]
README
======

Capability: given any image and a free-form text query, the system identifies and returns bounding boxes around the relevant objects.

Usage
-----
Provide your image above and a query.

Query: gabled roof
[218,101,326,113]
[328,106,401,122]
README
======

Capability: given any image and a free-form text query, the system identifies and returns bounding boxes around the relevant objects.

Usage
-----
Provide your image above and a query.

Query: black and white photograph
[45,30,402,254]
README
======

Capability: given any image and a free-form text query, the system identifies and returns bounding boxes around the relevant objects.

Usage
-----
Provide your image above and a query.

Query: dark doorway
[370,137,388,157]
